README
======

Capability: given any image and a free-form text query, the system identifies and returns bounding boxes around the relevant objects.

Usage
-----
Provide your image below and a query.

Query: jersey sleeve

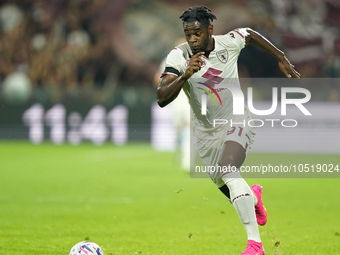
[162,48,184,77]
[220,28,248,54]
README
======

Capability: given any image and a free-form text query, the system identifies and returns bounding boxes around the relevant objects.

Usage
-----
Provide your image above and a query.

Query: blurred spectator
[2,71,32,104]
[0,2,23,33]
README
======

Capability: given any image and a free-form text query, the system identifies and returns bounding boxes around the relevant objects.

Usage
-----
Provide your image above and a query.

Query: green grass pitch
[0,142,339,254]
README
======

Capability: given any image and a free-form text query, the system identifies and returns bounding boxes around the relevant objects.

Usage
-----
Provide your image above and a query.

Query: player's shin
[222,175,261,242]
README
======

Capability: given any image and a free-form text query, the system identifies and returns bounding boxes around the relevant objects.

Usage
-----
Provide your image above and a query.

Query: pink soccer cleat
[251,184,267,226]
[240,240,265,255]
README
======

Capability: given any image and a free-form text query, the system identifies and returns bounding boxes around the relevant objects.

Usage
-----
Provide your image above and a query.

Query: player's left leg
[218,141,264,255]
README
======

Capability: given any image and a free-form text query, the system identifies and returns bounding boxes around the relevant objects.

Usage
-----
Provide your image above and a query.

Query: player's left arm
[244,28,301,78]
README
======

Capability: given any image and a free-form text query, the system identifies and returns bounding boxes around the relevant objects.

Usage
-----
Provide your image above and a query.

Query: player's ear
[208,24,213,35]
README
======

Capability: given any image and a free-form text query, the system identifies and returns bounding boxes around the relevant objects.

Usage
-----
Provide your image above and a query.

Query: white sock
[223,176,261,242]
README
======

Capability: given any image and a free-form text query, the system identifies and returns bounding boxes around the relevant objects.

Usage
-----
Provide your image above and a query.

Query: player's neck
[206,37,214,51]
[204,38,215,58]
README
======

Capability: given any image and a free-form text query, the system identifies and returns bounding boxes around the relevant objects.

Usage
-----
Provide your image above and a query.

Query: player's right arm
[157,52,204,108]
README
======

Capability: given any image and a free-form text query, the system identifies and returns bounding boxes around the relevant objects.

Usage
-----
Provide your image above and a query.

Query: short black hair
[179,6,217,27]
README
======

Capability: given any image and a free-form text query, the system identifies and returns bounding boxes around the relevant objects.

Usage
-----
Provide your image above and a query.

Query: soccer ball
[69,241,104,255]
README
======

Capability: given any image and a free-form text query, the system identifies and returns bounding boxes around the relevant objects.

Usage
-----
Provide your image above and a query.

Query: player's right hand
[183,52,205,79]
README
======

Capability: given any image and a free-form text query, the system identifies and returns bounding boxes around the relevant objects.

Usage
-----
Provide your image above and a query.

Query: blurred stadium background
[0,0,339,151]
[0,1,340,254]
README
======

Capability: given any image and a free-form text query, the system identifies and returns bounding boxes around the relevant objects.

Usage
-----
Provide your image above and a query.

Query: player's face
[183,21,213,55]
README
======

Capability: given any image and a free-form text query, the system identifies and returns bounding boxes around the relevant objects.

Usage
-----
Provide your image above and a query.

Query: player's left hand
[278,56,301,78]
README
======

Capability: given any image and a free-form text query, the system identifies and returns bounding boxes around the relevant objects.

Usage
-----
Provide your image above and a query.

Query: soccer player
[157,6,300,255]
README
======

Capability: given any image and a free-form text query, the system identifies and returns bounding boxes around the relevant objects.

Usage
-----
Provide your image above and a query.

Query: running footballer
[157,6,300,255]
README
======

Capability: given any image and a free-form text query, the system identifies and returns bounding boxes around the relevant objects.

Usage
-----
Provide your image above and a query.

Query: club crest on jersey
[216,49,228,64]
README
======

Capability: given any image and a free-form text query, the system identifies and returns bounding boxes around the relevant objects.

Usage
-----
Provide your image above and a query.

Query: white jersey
[163,28,252,139]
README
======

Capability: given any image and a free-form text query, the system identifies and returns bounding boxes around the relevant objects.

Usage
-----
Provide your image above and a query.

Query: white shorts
[196,124,256,188]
